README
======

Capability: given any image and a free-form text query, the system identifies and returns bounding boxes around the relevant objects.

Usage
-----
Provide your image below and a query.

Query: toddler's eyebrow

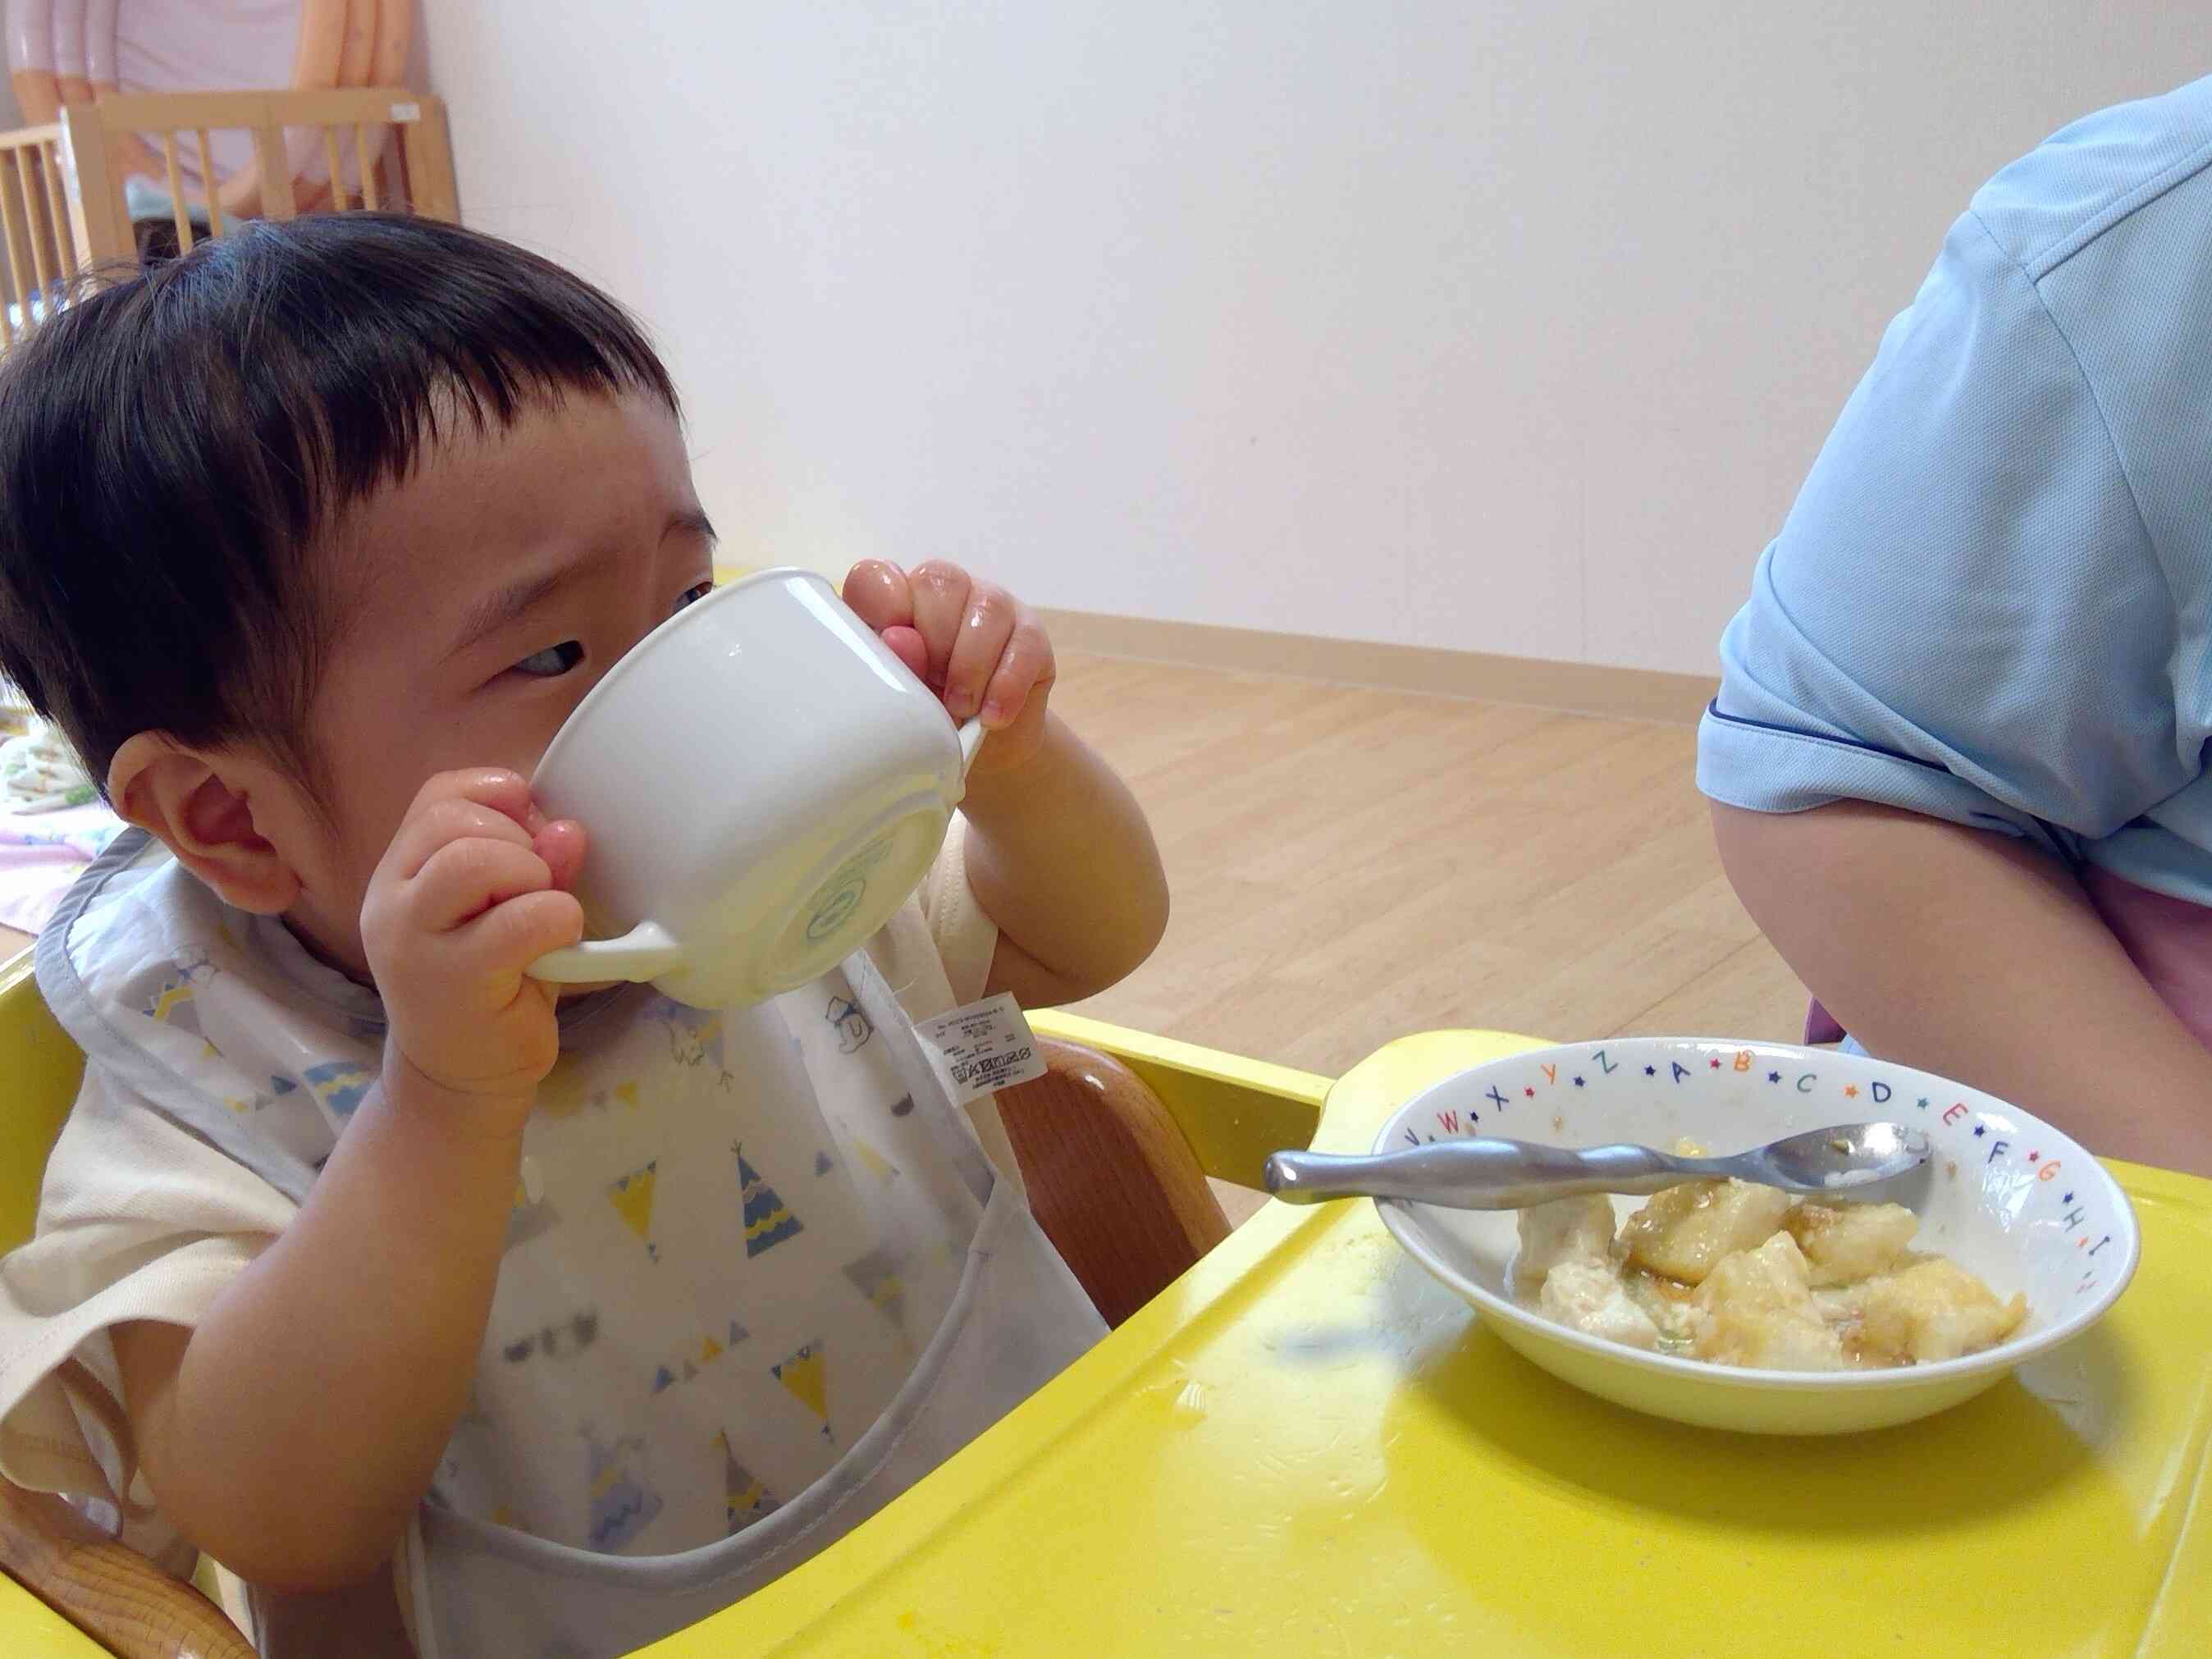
[448,509,718,658]
[669,507,717,546]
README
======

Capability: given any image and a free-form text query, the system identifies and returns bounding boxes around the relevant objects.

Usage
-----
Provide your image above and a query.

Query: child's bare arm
[961,713,1168,1006]
[112,770,585,1591]
[843,560,1168,1005]
[1714,799,2212,1177]
[111,1067,532,1590]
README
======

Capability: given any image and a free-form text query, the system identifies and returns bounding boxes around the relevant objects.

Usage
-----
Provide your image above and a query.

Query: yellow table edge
[1028,1007,1332,1188]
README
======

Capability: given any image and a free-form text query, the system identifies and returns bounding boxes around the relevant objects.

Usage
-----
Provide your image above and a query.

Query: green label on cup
[804,834,896,943]
[806,879,866,941]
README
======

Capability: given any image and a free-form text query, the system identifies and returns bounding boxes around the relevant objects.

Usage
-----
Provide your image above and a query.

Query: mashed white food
[1513,1179,2026,1371]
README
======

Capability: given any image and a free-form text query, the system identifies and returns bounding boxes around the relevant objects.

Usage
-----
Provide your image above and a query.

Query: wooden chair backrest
[0,1484,252,1658]
[994,1037,1232,1327]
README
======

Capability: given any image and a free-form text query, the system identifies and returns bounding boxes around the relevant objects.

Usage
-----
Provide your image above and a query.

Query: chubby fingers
[366,770,587,953]
[532,818,588,893]
[974,597,1054,729]
[845,560,1053,728]
[843,559,914,630]
[843,559,930,682]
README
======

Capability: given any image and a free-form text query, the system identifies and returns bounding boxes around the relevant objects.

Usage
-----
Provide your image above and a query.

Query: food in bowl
[1514,1175,2027,1372]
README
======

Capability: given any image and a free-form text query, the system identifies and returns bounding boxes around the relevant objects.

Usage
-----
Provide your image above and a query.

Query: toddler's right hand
[360,770,587,1115]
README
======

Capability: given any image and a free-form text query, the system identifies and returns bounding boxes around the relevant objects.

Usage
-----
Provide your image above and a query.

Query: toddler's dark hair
[0,213,679,801]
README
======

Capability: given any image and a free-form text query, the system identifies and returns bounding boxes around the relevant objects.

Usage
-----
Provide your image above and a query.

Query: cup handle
[957,716,987,775]
[528,921,685,986]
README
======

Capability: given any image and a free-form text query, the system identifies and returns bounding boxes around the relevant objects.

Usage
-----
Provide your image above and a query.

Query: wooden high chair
[0,87,457,356]
[0,950,1245,1657]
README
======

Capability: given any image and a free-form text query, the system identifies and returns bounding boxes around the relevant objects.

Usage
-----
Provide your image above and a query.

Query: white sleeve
[0,1063,290,1535]
[917,814,998,1007]
[867,815,1029,1198]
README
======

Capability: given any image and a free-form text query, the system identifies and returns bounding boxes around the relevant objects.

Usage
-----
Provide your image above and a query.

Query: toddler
[0,214,1169,1655]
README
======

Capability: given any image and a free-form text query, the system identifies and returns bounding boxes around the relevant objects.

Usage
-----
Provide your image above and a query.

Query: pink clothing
[0,804,126,935]
[1806,866,2212,1053]
[2080,867,2212,1053]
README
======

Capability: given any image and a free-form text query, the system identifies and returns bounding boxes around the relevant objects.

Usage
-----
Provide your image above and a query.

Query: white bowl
[1373,1037,2140,1434]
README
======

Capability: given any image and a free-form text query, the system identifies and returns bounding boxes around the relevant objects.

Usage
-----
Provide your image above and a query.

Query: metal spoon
[1262,1122,1931,1210]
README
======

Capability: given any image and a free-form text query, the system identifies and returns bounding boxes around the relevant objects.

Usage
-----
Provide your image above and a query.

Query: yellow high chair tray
[2,951,2209,1657]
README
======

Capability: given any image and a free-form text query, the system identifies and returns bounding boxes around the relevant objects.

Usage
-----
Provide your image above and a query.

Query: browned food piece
[1620,1178,1792,1286]
[1781,1200,1920,1287]
[1689,1233,1848,1371]
[1848,1259,2028,1364]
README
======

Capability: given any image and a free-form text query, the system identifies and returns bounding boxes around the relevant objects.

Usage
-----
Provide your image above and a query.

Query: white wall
[422,4,2212,676]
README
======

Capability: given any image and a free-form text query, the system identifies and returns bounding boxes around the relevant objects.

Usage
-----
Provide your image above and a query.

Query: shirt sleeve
[916,814,998,1007]
[872,813,1025,1196]
[1697,206,2185,857]
[0,1063,291,1541]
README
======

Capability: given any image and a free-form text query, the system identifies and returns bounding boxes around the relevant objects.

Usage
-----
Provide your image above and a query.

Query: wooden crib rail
[61,88,457,267]
[0,126,71,351]
[0,87,456,350]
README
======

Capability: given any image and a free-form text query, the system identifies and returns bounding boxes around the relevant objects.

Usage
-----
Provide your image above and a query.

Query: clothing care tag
[916,994,1046,1103]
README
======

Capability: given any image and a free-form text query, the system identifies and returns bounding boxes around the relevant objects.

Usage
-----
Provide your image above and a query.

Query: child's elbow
[1114,869,1171,985]
[1071,873,1171,1003]
[213,1528,400,1599]
[994,880,1170,1009]
[162,1488,409,1599]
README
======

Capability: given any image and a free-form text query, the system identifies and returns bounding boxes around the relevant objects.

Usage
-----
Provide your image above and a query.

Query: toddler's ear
[107,734,304,916]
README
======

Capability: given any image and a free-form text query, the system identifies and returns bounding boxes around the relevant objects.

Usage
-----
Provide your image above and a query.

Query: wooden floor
[1049,652,1810,1075]
[1,655,1812,1189]
[1044,653,1812,1227]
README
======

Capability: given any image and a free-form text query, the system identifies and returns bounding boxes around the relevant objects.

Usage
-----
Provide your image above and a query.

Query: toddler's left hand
[843,560,1054,774]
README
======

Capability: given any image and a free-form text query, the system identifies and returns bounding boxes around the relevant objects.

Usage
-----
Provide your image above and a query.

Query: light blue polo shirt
[1699,75,2212,907]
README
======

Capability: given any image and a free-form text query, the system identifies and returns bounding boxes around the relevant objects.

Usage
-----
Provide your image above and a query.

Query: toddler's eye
[513,640,585,678]
[674,579,714,614]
